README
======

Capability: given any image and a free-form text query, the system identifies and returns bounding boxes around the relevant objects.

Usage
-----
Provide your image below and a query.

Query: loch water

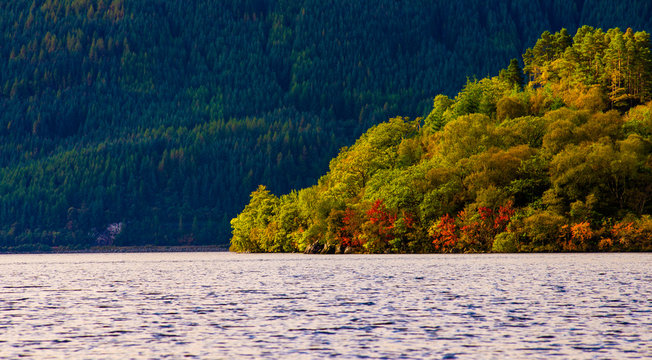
[0,252,650,359]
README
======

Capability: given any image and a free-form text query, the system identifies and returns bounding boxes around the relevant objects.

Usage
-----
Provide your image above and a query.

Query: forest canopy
[231,26,652,253]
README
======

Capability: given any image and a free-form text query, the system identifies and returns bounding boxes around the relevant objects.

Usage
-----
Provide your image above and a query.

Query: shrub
[492,232,519,252]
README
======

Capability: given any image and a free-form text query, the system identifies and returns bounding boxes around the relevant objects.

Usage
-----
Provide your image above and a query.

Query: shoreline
[0,245,229,254]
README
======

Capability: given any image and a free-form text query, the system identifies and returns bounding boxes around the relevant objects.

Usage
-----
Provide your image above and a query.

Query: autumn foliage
[430,202,515,252]
[335,200,398,252]
[429,214,458,252]
[232,27,652,254]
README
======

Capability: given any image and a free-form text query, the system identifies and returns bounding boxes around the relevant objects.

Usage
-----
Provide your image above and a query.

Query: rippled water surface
[0,253,650,359]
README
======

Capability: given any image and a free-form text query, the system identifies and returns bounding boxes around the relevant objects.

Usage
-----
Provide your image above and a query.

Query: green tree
[501,58,524,89]
[425,95,454,130]
[230,185,280,252]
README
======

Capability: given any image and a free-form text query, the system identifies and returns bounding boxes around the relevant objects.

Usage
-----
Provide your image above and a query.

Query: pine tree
[505,58,524,89]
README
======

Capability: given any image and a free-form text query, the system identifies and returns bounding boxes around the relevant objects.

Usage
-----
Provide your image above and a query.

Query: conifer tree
[505,58,524,89]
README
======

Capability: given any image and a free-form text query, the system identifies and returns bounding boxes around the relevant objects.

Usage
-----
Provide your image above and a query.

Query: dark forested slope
[1,0,652,250]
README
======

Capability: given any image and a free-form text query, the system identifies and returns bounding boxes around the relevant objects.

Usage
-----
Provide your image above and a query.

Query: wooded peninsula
[231,26,652,253]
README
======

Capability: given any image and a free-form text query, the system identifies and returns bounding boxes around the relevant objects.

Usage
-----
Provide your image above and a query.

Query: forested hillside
[231,26,652,253]
[1,0,652,250]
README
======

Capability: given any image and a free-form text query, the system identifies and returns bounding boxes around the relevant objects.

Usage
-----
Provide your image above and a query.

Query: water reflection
[0,253,650,359]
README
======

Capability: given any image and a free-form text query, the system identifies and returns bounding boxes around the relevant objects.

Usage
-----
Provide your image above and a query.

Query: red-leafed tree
[361,199,397,252]
[429,214,459,252]
[430,201,515,252]
[337,207,364,249]
[459,201,515,251]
